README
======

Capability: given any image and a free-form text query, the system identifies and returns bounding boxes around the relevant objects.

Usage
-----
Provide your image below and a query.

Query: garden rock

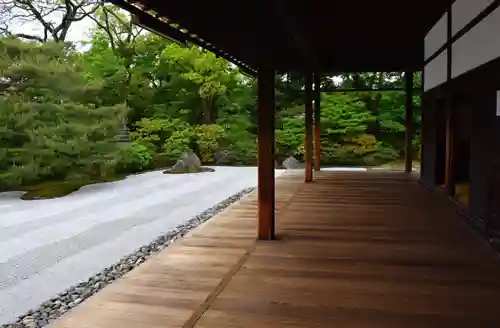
[169,159,188,172]
[163,150,204,173]
[181,150,202,169]
[282,156,302,169]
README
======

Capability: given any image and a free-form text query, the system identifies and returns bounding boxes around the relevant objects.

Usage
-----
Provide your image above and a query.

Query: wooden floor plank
[53,171,500,328]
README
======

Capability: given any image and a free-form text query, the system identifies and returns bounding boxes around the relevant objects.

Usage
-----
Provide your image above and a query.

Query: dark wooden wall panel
[488,97,500,249]
[421,96,437,185]
[423,54,500,252]
[469,93,494,232]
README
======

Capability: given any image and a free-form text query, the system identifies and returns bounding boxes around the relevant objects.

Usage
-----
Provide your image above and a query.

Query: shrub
[115,142,154,173]
[216,115,257,165]
[219,139,257,165]
[153,153,176,169]
[160,124,225,164]
[321,134,398,166]
[162,128,194,160]
[276,113,304,159]
[195,125,225,163]
[131,117,190,152]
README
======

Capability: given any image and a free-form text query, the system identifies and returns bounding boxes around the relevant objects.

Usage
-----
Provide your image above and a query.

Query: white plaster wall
[452,0,494,35]
[425,13,447,60]
[452,7,500,78]
[424,50,447,91]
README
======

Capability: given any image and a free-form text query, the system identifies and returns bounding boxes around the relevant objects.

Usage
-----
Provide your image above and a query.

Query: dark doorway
[453,95,472,207]
[487,101,500,249]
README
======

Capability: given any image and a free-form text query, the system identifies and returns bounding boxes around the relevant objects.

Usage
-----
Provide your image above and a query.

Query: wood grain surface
[53,171,500,328]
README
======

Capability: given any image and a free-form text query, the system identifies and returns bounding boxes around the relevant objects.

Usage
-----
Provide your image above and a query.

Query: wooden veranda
[53,171,500,328]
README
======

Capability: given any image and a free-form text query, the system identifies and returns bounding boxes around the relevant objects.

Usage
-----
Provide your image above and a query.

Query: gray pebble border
[2,188,254,328]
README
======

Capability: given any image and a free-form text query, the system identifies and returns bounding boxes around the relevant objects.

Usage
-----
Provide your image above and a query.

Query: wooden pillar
[305,71,314,182]
[314,73,321,171]
[257,67,275,240]
[404,70,414,173]
[444,4,454,196]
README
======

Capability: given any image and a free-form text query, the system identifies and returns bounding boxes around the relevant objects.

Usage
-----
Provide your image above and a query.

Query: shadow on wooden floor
[54,171,500,328]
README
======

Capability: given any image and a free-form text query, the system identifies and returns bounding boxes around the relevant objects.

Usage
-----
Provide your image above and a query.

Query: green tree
[319,93,397,165]
[161,44,230,125]
[0,38,126,188]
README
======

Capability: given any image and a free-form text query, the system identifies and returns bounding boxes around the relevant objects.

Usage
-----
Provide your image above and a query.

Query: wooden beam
[404,70,414,173]
[321,87,422,93]
[257,67,276,240]
[305,71,314,182]
[113,0,257,76]
[314,73,321,171]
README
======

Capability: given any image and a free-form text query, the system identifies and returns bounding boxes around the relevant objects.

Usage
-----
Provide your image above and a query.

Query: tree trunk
[200,97,216,124]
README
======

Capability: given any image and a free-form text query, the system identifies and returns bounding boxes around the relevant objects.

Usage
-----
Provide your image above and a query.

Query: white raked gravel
[0,167,284,325]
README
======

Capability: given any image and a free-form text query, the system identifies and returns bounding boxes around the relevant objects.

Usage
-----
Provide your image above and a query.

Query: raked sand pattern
[0,167,284,325]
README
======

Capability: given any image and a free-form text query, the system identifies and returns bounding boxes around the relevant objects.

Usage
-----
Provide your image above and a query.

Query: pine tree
[0,38,127,188]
